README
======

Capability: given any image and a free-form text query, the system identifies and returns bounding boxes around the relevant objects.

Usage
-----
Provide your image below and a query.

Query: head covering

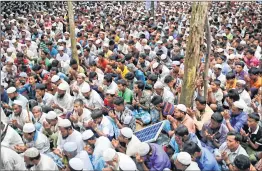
[81,84,91,93]
[24,147,39,158]
[103,43,109,48]
[172,61,180,66]
[63,142,77,152]
[106,89,115,95]
[46,111,57,120]
[69,158,84,171]
[82,130,94,140]
[103,148,116,162]
[58,83,68,91]
[119,157,137,170]
[120,127,133,138]
[144,45,151,50]
[233,101,245,110]
[152,62,160,69]
[214,64,222,69]
[23,123,36,133]
[7,87,16,94]
[177,152,192,165]
[237,80,246,85]
[58,119,71,127]
[176,104,187,113]
[58,46,64,51]
[160,54,167,60]
[156,40,163,44]
[154,81,164,89]
[13,100,23,107]
[138,142,150,156]
[19,72,28,78]
[78,73,86,78]
[51,75,60,83]
[7,48,13,53]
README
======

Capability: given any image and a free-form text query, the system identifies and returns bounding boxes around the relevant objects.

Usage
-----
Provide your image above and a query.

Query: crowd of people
[1,1,262,171]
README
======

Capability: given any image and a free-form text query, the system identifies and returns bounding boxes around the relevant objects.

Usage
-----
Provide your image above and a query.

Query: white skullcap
[69,158,84,171]
[11,39,17,43]
[52,23,57,27]
[172,61,180,66]
[95,39,102,44]
[3,39,9,42]
[7,87,16,94]
[144,45,151,50]
[51,75,60,83]
[154,81,164,89]
[58,119,71,127]
[13,100,23,107]
[46,111,57,120]
[78,73,86,78]
[103,43,109,47]
[23,123,36,133]
[156,40,163,44]
[119,157,137,170]
[7,48,13,53]
[25,37,31,41]
[228,54,235,60]
[7,57,14,63]
[63,142,77,152]
[19,72,28,78]
[233,101,245,110]
[176,104,187,113]
[177,152,192,166]
[103,148,116,162]
[64,32,70,35]
[81,84,91,93]
[214,64,222,69]
[160,54,167,60]
[216,48,224,53]
[82,129,94,140]
[168,36,174,41]
[24,147,39,158]
[58,39,63,43]
[58,83,68,91]
[58,46,64,51]
[106,89,115,95]
[120,127,133,138]
[237,80,246,85]
[137,142,150,156]
[119,38,125,42]
[152,62,160,69]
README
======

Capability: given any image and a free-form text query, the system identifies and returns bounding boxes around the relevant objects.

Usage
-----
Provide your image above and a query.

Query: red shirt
[244,56,259,67]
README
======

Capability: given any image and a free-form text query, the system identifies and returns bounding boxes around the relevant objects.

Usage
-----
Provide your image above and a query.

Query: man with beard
[152,62,170,83]
[71,73,89,99]
[52,83,73,116]
[81,83,104,111]
[10,100,34,132]
[4,86,28,110]
[70,99,91,132]
[173,152,200,171]
[35,84,54,107]
[235,80,251,106]
[51,75,70,94]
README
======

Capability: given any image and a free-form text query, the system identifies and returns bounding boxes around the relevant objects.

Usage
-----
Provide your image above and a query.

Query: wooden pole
[203,14,211,101]
[67,0,79,64]
[151,0,155,22]
[179,2,209,107]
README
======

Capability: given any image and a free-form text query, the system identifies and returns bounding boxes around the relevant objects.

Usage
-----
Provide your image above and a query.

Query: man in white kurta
[81,85,104,111]
[71,73,90,99]
[1,146,26,170]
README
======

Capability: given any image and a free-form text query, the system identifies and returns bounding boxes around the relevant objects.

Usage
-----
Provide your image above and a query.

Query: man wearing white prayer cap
[152,61,170,83]
[56,119,84,155]
[10,100,34,132]
[21,123,50,153]
[5,86,28,109]
[56,45,70,62]
[112,127,141,157]
[70,73,89,99]
[174,152,200,171]
[52,83,73,116]
[51,75,70,94]
[154,80,175,104]
[68,158,84,171]
[102,148,136,170]
[24,147,58,170]
[236,80,251,106]
[1,146,26,170]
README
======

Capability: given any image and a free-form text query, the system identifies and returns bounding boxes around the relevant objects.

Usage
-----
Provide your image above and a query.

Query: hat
[7,48,13,53]
[144,45,151,50]
[52,23,57,27]
[138,142,150,156]
[156,40,163,44]
[154,81,164,89]
[168,36,174,41]
[177,152,192,166]
[233,101,245,110]
[160,54,167,60]
[236,80,246,85]
[103,148,116,162]
[69,158,84,171]
[24,147,39,158]
[23,123,36,133]
[58,83,68,91]
[64,32,70,35]
[51,75,60,83]
[63,142,77,152]
[46,111,57,120]
[105,89,115,95]
[172,61,180,66]
[25,37,31,41]
[58,119,71,127]
[7,87,16,94]
[81,84,91,93]
[58,46,64,51]
[119,157,137,170]
[19,72,28,78]
[103,43,109,48]
[95,39,102,44]
[13,100,23,107]
[120,127,133,138]
[176,104,187,113]
[216,48,224,53]
[152,62,160,69]
[82,130,94,140]
[214,64,222,69]
[127,63,138,72]
[78,73,86,78]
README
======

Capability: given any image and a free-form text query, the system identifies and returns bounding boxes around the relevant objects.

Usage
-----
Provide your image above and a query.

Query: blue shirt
[222,62,231,75]
[17,83,36,100]
[1,90,9,104]
[197,147,220,171]
[229,111,247,132]
[135,70,146,84]
[49,47,58,58]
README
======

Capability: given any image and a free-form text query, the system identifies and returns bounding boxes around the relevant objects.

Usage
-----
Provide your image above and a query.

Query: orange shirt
[226,79,237,90]
[97,58,108,70]
[250,76,262,89]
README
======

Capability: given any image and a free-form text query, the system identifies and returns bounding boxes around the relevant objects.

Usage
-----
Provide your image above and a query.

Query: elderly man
[51,75,70,94]
[4,86,28,109]
[154,81,175,104]
[52,83,74,116]
[235,80,251,106]
[71,73,89,99]
[32,106,46,131]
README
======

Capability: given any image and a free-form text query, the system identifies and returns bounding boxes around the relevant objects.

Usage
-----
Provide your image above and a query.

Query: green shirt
[118,88,133,104]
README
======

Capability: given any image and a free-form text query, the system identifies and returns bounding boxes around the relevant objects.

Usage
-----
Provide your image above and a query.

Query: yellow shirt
[117,66,130,79]
[105,50,113,59]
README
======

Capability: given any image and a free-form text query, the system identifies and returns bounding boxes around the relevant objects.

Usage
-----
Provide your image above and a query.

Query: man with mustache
[52,83,73,116]
[4,86,28,110]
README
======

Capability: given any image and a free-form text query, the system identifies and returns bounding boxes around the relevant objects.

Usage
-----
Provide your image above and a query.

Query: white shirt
[159,65,170,83]
[53,93,74,115]
[40,92,54,107]
[72,108,92,131]
[211,73,226,88]
[186,161,200,171]
[1,123,24,149]
[126,135,141,157]
[10,109,34,129]
[56,52,70,62]
[163,87,175,104]
[23,131,50,154]
[82,90,104,110]
[93,136,113,159]
[31,154,58,171]
[76,150,94,170]
[57,129,84,153]
[71,81,90,99]
[1,146,26,170]
[97,116,114,137]
[103,81,118,93]
[1,107,8,123]
[239,89,251,106]
[8,94,29,109]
